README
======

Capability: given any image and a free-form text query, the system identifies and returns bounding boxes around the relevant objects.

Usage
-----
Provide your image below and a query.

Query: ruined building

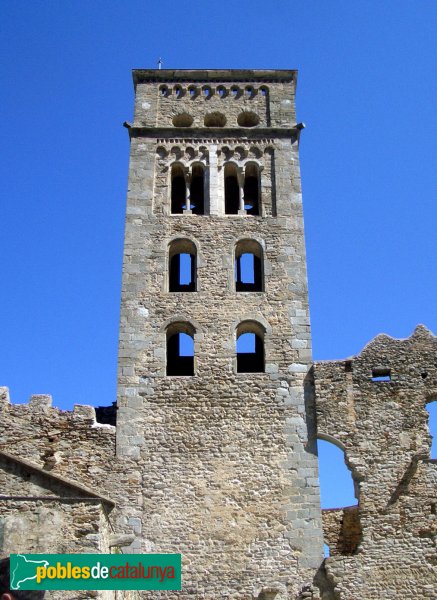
[0,69,435,599]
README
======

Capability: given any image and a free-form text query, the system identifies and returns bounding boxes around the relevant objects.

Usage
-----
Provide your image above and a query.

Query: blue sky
[1,2,436,506]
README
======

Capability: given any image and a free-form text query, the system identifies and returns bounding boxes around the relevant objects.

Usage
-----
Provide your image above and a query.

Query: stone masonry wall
[117,70,324,599]
[313,325,437,598]
[0,387,139,600]
[0,388,115,491]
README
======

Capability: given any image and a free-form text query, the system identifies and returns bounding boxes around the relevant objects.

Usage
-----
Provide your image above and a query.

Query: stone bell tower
[116,69,324,598]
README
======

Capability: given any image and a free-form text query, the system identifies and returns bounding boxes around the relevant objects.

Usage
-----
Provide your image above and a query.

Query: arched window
[159,85,169,97]
[171,164,186,214]
[188,86,197,98]
[235,240,263,292]
[243,163,260,215]
[217,86,226,98]
[224,163,240,214]
[189,163,205,215]
[236,321,265,373]
[168,239,196,292]
[166,322,195,376]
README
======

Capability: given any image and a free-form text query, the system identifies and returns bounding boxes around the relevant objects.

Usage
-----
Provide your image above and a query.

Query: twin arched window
[171,162,260,215]
[224,163,260,215]
[168,239,264,293]
[171,163,205,214]
[166,320,265,376]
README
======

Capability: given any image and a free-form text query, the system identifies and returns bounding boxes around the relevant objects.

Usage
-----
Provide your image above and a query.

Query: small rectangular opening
[371,368,391,382]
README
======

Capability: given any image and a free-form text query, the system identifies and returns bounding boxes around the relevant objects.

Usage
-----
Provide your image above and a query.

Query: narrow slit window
[243,163,260,215]
[371,368,391,382]
[167,326,195,376]
[224,163,240,214]
[171,165,186,214]
[190,164,205,214]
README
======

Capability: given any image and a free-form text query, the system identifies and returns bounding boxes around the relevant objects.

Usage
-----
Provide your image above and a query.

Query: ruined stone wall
[321,507,361,557]
[0,387,141,599]
[313,325,437,598]
[0,388,115,491]
[117,70,323,599]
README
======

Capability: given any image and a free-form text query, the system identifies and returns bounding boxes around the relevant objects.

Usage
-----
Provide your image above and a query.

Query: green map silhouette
[10,555,49,590]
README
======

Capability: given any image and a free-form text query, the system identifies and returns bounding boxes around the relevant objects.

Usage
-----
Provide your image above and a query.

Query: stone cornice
[133,69,297,86]
[124,124,301,142]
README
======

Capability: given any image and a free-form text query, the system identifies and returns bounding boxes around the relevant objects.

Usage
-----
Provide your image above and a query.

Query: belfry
[116,70,324,598]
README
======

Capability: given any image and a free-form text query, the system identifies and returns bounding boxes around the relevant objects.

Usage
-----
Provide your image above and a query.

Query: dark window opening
[167,330,194,376]
[171,165,186,214]
[190,164,205,214]
[160,85,169,97]
[235,251,262,292]
[168,239,197,292]
[371,368,391,382]
[244,164,260,215]
[225,163,240,214]
[169,253,195,292]
[344,360,353,373]
[237,330,264,373]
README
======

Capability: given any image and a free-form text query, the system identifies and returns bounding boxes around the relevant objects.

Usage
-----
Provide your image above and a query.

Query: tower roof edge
[132,69,297,85]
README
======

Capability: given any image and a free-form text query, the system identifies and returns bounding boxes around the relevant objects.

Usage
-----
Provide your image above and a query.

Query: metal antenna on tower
[157,58,162,70]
